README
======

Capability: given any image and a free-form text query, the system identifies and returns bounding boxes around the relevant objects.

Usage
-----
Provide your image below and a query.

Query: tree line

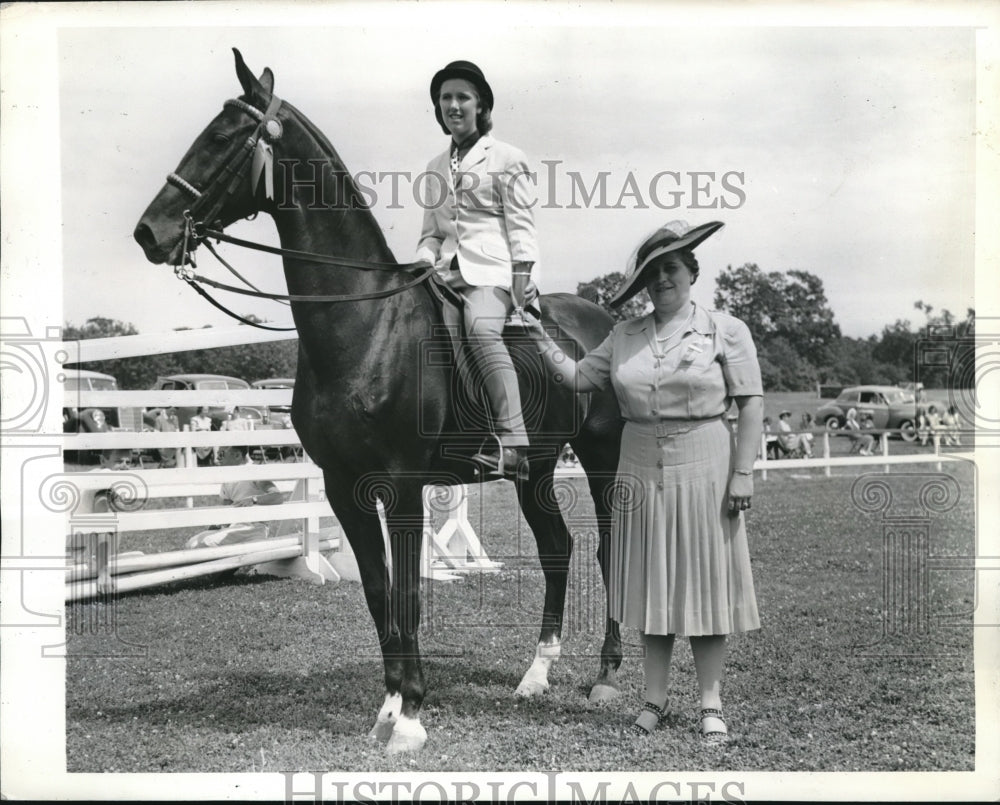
[578,264,975,391]
[62,316,298,390]
[66,267,974,393]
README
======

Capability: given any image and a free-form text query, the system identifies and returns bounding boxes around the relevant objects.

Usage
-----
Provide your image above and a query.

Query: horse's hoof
[369,692,401,742]
[588,683,621,704]
[515,678,549,697]
[369,718,395,743]
[385,715,426,754]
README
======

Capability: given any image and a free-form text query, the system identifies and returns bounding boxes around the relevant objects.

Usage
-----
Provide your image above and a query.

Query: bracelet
[252,495,258,504]
[732,469,753,476]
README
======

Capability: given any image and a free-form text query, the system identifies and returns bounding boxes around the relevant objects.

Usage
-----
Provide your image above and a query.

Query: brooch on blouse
[679,341,704,364]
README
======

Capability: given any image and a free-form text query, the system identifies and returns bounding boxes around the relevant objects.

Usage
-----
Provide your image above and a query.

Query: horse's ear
[259,67,274,96]
[233,48,259,97]
[233,48,275,101]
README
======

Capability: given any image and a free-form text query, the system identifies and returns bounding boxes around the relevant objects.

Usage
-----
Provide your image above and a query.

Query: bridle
[162,93,433,330]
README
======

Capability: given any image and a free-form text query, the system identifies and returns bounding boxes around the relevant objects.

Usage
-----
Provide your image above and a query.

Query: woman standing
[415,60,538,481]
[525,221,763,744]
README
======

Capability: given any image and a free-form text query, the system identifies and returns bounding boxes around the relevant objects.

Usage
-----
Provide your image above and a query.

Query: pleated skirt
[607,417,761,636]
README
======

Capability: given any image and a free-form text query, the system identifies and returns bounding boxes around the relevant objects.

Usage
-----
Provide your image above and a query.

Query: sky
[48,9,985,340]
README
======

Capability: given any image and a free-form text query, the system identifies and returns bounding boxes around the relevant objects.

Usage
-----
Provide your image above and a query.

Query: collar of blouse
[623,302,716,338]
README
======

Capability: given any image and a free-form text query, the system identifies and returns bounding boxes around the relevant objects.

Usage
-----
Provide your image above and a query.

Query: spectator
[776,411,806,457]
[217,444,283,507]
[190,406,215,466]
[845,408,875,455]
[919,404,942,446]
[762,416,779,460]
[941,405,961,446]
[153,407,180,467]
[184,444,284,549]
[798,412,816,457]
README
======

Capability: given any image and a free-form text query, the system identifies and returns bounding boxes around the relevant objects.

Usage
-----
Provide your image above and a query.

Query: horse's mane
[274,97,394,259]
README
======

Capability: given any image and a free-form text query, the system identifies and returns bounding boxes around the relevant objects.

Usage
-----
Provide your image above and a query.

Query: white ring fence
[62,325,967,601]
[61,326,501,602]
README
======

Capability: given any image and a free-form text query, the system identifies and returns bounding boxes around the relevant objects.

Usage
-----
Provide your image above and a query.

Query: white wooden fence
[62,326,966,601]
[61,326,500,601]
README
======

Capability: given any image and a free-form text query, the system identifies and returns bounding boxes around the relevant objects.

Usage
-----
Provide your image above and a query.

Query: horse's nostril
[133,222,155,248]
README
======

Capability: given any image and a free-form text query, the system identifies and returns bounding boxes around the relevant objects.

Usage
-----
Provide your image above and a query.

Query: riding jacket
[416,134,539,287]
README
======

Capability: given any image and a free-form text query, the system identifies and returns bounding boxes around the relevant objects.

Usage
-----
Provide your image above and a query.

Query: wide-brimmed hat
[430,61,494,110]
[779,410,792,418]
[609,220,724,309]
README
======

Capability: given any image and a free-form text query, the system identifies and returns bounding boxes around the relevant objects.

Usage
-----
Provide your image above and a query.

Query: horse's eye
[211,132,231,145]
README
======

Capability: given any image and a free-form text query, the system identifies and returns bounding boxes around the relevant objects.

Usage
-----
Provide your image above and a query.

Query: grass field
[65,459,977,774]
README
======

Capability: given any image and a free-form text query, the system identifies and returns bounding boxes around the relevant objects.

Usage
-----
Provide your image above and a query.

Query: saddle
[419,271,544,439]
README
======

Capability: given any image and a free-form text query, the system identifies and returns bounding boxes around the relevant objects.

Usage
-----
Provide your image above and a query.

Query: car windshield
[196,380,230,390]
[91,378,118,391]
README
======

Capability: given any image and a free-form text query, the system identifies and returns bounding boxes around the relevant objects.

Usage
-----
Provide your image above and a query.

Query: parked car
[815,385,929,441]
[63,369,142,464]
[251,377,295,429]
[144,374,264,431]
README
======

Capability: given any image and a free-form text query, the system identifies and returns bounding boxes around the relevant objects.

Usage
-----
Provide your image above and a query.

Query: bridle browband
[164,93,433,330]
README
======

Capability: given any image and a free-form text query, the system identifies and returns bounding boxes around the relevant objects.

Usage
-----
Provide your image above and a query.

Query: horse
[134,49,624,754]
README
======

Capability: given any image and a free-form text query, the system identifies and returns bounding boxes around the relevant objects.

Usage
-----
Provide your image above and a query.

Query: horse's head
[134,49,282,266]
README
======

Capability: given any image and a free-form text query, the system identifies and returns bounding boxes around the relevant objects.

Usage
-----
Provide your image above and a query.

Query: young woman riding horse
[416,60,537,482]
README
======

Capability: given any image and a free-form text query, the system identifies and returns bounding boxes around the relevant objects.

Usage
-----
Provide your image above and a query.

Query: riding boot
[469,345,530,481]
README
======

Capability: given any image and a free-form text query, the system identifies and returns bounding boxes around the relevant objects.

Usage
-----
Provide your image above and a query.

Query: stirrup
[471,435,504,476]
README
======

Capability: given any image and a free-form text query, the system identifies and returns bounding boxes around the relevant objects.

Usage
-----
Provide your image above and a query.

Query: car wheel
[899,419,917,442]
[824,416,842,431]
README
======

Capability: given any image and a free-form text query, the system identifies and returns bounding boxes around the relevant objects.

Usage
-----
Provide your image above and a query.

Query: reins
[167,93,436,330]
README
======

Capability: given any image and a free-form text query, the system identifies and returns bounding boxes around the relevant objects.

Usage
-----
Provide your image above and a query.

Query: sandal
[699,707,729,745]
[629,701,666,735]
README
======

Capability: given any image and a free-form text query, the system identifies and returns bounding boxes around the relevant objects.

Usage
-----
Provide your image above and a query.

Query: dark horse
[134,50,623,753]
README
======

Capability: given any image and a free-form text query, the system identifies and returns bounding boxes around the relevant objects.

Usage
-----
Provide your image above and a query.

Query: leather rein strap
[167,94,437,328]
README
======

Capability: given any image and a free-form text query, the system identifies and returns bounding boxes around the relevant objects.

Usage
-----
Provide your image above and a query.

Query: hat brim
[609,221,724,308]
[430,67,494,110]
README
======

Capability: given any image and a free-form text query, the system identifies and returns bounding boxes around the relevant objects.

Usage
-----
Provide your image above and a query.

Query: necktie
[450,144,460,193]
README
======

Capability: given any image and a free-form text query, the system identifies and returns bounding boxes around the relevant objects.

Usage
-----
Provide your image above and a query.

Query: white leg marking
[385,714,427,754]
[369,692,402,742]
[516,640,561,697]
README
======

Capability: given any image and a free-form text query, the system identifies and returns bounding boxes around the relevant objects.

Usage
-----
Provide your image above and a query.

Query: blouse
[577,303,762,422]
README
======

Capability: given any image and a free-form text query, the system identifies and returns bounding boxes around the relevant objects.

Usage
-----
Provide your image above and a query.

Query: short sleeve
[719,316,763,397]
[577,329,615,391]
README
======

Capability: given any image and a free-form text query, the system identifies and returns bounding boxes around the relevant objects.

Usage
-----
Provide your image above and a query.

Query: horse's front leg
[327,473,412,749]
[381,490,428,754]
[514,472,571,697]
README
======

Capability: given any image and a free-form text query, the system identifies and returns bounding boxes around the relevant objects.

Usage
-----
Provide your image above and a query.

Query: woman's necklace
[654,305,693,341]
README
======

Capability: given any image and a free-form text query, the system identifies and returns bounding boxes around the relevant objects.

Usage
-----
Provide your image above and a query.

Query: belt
[627,415,726,438]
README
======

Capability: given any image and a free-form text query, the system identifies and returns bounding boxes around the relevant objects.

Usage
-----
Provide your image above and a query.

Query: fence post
[823,431,831,478]
[881,431,890,474]
[183,424,194,507]
[759,434,768,481]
